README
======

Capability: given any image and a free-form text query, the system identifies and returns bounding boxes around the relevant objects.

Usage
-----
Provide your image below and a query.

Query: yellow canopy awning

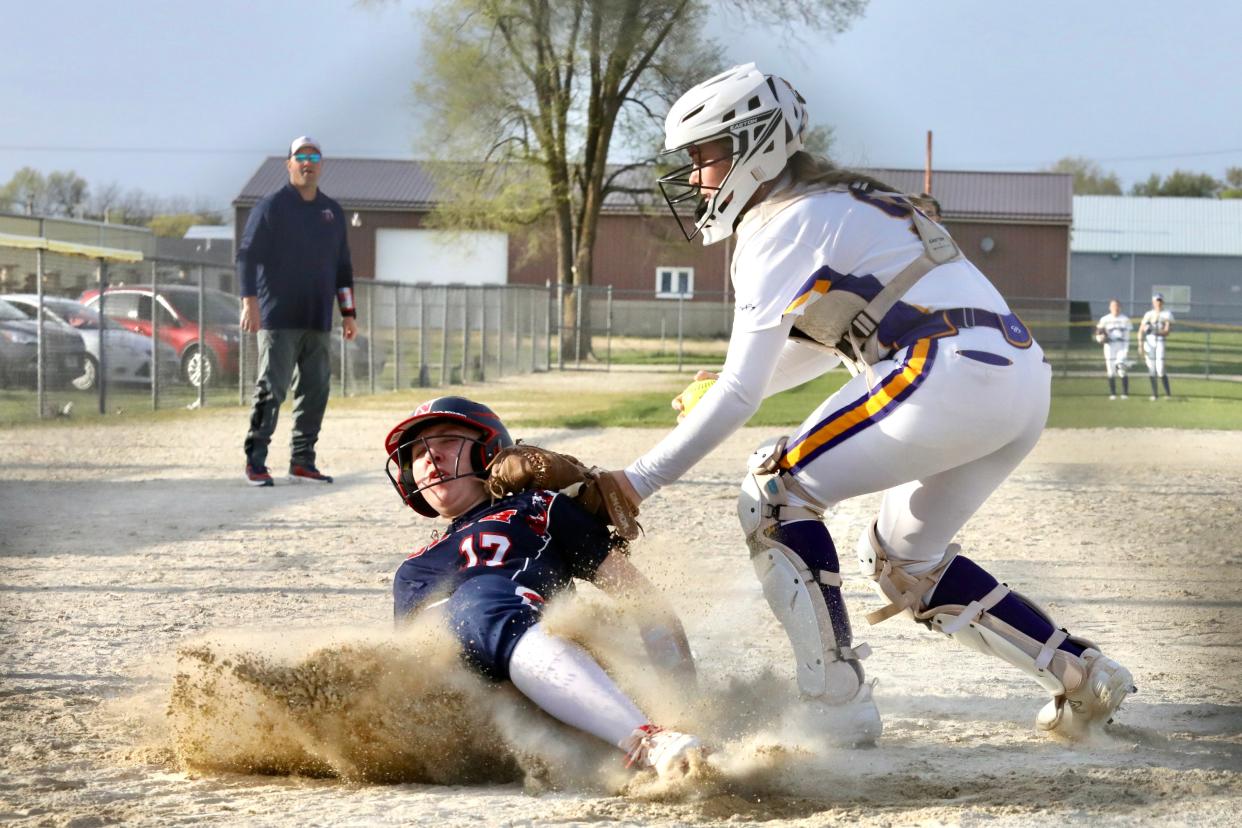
[0,232,144,263]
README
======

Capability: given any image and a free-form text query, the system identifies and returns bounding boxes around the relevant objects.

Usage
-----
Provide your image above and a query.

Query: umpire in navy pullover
[238,135,357,486]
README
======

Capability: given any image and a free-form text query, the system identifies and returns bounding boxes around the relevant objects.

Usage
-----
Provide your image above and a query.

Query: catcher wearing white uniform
[1138,294,1174,399]
[610,63,1134,745]
[1095,299,1131,399]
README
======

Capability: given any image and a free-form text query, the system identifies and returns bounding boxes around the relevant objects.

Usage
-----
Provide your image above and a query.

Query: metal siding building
[235,158,1071,304]
[1070,196,1242,322]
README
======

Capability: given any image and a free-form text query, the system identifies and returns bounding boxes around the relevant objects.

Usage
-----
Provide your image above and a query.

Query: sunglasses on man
[293,152,322,163]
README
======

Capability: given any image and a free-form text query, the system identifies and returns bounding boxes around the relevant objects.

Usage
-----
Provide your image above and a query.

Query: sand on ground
[1,371,1240,827]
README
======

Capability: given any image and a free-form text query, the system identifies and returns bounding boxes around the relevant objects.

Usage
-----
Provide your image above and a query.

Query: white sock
[507,623,647,748]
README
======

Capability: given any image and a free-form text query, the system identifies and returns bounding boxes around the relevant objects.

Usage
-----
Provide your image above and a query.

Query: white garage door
[376,228,508,285]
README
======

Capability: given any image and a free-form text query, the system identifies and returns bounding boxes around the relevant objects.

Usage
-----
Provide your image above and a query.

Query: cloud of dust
[151,585,886,801]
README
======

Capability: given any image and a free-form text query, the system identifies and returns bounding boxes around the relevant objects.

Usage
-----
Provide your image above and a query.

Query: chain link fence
[4,276,1240,426]
[549,287,1242,379]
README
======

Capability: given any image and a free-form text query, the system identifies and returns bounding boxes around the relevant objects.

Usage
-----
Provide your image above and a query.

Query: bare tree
[407,0,866,358]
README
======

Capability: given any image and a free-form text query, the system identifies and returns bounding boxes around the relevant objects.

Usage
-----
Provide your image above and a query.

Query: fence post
[100,260,111,414]
[1204,305,1212,380]
[512,288,520,375]
[677,293,685,374]
[367,285,375,395]
[150,261,163,410]
[441,287,452,385]
[418,286,430,387]
[534,287,541,373]
[196,264,206,410]
[35,244,45,419]
[556,280,564,371]
[393,286,402,391]
[606,285,613,372]
[460,288,471,384]
[574,285,584,370]
[479,286,488,381]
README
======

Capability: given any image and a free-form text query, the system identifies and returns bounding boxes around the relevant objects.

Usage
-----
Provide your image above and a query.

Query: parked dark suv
[0,297,87,389]
[80,285,240,388]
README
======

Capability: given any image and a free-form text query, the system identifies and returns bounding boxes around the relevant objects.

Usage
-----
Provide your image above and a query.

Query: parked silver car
[3,294,179,390]
[0,298,86,389]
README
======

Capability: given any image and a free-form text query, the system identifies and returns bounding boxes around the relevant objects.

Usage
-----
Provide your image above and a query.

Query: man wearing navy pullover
[238,136,358,487]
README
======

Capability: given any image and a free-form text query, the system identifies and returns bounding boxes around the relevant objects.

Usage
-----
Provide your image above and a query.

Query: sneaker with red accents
[288,464,333,484]
[621,724,704,780]
[245,463,274,487]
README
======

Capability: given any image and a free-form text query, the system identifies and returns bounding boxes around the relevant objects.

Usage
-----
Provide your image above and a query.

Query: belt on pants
[889,307,1034,351]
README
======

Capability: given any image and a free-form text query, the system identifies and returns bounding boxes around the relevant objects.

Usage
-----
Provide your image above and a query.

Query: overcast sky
[3,0,1240,213]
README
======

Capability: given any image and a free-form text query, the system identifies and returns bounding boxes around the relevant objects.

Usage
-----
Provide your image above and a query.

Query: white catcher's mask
[658,62,809,245]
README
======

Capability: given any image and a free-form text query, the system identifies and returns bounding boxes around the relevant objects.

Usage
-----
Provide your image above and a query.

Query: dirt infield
[1,373,1240,826]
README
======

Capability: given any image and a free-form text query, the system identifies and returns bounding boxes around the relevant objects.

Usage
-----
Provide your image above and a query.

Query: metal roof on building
[235,158,440,209]
[235,157,1072,222]
[1072,195,1242,256]
[864,169,1072,223]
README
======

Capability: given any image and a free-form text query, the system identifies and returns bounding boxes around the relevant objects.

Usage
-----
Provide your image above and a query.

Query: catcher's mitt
[485,443,641,540]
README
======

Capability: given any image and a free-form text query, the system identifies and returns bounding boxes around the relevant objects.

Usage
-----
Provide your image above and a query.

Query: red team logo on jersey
[523,492,553,535]
[479,509,517,524]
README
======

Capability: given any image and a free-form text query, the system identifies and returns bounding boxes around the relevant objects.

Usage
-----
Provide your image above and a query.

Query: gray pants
[244,329,331,468]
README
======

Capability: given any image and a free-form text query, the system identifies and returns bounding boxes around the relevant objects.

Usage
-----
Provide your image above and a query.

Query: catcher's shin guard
[856,521,1135,737]
[739,440,880,744]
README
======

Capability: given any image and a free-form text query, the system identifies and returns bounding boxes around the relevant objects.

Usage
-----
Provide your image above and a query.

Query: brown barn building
[234,159,1070,333]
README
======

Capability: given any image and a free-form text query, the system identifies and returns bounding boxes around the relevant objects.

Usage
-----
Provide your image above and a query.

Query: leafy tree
[1046,156,1121,195]
[45,171,90,217]
[1130,169,1221,198]
[1220,166,1242,199]
[1,167,50,214]
[405,0,866,357]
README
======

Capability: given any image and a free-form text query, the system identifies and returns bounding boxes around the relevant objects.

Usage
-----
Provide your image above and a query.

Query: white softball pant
[1144,335,1167,376]
[1103,342,1128,378]
[778,326,1051,576]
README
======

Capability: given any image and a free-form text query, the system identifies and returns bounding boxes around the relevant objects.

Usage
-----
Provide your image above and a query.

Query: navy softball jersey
[236,183,354,331]
[393,489,615,680]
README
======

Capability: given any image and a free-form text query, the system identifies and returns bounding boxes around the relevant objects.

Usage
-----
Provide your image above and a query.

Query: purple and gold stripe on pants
[779,338,939,474]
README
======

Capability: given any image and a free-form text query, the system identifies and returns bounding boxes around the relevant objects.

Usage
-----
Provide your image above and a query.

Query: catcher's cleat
[1036,649,1135,739]
[785,683,883,747]
[622,725,704,780]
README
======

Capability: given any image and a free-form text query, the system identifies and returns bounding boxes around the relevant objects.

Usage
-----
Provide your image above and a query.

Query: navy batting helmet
[384,396,513,516]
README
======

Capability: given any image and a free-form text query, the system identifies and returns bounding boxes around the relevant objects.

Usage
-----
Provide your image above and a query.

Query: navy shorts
[445,574,548,681]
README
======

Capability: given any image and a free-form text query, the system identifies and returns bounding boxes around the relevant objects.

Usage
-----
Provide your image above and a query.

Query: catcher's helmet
[658,62,808,245]
[384,396,513,516]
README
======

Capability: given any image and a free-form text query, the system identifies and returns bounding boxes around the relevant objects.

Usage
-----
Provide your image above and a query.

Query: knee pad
[739,439,870,704]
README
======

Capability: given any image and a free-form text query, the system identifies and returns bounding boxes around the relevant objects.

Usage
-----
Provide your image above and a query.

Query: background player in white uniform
[1138,294,1174,399]
[1095,299,1131,399]
[609,63,1134,744]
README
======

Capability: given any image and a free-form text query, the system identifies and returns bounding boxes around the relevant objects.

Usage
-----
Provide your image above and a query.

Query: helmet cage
[657,134,744,243]
[385,432,491,517]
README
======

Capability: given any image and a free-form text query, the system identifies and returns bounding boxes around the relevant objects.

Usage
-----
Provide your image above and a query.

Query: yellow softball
[674,378,717,419]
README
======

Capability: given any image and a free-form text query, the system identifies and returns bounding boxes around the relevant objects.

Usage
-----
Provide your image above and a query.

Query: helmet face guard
[657,136,743,243]
[383,397,513,517]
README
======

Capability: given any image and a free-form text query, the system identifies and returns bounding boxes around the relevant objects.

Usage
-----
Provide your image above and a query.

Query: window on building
[655,266,694,299]
[1150,284,1190,315]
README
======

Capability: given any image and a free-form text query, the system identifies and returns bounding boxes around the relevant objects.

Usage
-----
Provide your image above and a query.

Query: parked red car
[80,285,240,388]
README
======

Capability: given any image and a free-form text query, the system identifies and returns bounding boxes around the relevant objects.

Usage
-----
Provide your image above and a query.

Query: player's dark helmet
[384,396,513,516]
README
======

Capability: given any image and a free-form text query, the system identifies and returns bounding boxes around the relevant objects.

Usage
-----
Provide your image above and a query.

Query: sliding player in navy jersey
[384,396,703,779]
